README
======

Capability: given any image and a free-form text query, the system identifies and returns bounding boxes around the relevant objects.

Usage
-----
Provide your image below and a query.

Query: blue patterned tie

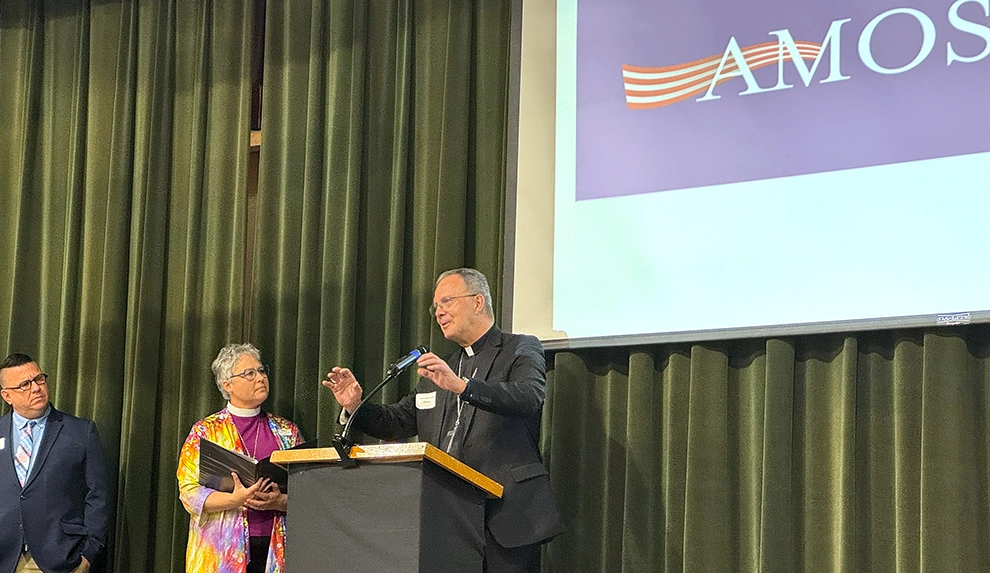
[14,421,36,487]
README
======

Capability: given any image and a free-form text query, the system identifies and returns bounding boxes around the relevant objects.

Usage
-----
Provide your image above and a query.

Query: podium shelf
[271,442,502,498]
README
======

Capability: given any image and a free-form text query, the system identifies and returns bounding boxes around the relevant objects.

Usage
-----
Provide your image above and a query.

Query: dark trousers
[483,527,541,573]
[247,536,269,573]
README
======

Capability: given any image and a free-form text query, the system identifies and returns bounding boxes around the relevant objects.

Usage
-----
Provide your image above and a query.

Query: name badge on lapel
[416,391,437,410]
[0,437,4,450]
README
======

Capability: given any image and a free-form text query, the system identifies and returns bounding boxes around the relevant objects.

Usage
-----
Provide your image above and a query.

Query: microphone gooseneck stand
[331,346,427,467]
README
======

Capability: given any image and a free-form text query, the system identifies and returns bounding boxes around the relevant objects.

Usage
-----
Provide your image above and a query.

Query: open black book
[198,438,316,494]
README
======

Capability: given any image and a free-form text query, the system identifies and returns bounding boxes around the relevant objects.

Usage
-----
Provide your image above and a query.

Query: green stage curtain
[544,326,990,572]
[0,1,253,571]
[254,0,511,438]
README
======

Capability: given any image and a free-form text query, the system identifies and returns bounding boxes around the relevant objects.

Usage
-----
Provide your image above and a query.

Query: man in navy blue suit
[0,353,109,573]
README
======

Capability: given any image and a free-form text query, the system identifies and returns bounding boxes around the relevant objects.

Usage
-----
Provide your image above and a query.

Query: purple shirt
[230,412,282,538]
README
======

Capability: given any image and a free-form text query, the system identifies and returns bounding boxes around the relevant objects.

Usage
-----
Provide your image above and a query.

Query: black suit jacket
[0,407,109,573]
[353,327,566,548]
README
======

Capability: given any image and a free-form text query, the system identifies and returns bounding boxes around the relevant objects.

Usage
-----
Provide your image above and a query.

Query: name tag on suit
[0,437,4,450]
[416,392,436,409]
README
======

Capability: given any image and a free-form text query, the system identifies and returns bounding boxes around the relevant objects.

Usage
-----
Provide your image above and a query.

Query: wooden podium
[271,443,503,573]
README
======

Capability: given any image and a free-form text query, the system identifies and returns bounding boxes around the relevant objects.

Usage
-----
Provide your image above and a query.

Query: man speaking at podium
[324,268,565,573]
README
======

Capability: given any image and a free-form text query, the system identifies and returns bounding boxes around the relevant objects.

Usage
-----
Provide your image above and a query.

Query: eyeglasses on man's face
[1,373,48,392]
[230,366,270,382]
[429,293,479,316]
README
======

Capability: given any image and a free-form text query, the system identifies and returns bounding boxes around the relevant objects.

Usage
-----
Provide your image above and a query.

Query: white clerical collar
[463,345,475,357]
[227,403,261,417]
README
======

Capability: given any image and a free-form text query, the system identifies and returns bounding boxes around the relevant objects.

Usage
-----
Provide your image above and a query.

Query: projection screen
[508,0,990,348]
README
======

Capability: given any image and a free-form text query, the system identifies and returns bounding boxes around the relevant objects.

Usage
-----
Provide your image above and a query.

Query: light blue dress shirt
[12,406,51,481]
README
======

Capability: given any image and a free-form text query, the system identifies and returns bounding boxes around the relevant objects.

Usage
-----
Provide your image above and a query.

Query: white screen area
[511,0,990,346]
[553,154,990,339]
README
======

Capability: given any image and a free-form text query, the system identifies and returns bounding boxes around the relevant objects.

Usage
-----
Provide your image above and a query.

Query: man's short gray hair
[437,268,494,318]
[211,343,262,400]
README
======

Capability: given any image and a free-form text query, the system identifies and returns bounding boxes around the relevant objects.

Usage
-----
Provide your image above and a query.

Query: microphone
[387,346,428,377]
[332,346,428,466]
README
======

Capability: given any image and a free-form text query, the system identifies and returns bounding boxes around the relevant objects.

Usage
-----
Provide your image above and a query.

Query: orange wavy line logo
[622,40,824,109]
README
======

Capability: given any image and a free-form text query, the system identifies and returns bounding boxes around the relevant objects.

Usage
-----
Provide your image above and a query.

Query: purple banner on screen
[575,0,990,199]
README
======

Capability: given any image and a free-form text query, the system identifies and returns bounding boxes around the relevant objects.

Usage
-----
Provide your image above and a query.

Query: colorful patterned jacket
[177,408,303,573]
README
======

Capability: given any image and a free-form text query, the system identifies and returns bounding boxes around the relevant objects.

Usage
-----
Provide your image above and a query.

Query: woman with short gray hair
[211,343,262,400]
[177,343,304,573]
